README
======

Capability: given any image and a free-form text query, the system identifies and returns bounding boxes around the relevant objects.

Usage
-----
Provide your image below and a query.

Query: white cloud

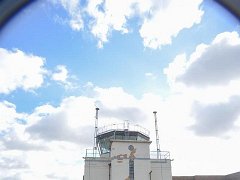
[86,0,141,48]
[179,31,240,87]
[165,31,240,88]
[164,53,187,87]
[87,0,204,48]
[0,101,26,131]
[51,65,78,89]
[0,101,47,152]
[0,151,29,178]
[53,0,84,31]
[0,48,77,94]
[145,72,157,80]
[0,100,86,179]
[51,0,204,48]
[84,81,94,88]
[52,65,68,82]
[0,148,84,180]
[94,86,138,108]
[140,0,203,48]
[23,96,98,146]
[26,112,93,145]
[0,48,47,94]
[1,85,240,178]
[145,72,153,76]
[190,96,240,137]
[163,31,240,137]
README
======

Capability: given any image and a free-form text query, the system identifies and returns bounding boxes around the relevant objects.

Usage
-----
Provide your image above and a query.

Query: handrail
[150,151,170,159]
[97,123,150,137]
[85,148,100,158]
[85,148,170,160]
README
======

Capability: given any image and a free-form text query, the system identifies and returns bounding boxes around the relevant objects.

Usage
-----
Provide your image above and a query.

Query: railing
[85,148,170,160]
[97,122,150,137]
[85,148,100,158]
[150,151,170,159]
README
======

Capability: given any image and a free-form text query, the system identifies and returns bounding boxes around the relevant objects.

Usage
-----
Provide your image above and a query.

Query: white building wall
[111,140,151,180]
[151,159,172,180]
[134,159,151,180]
[110,140,151,158]
[111,158,129,180]
[84,159,110,180]
[110,159,152,180]
[84,140,172,180]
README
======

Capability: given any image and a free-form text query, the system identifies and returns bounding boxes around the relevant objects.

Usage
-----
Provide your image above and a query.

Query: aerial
[0,0,239,179]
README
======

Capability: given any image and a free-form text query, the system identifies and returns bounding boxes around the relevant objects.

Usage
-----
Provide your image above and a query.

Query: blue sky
[0,0,240,179]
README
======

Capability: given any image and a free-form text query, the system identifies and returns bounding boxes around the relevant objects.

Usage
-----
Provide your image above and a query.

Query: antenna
[94,107,100,149]
[153,111,160,159]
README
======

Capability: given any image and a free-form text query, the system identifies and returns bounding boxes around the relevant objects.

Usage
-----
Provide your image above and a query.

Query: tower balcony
[96,122,150,155]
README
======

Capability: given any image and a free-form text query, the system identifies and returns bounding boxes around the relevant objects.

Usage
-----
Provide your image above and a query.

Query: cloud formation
[0,48,77,93]
[1,86,156,150]
[0,85,158,179]
[0,101,26,130]
[165,31,240,87]
[53,0,203,48]
[86,0,149,48]
[178,32,240,86]
[0,48,47,94]
[139,0,203,49]
[1,83,240,178]
[145,72,157,80]
[0,156,28,170]
[54,0,83,31]
[190,96,240,137]
[99,106,147,123]
[27,112,93,145]
[52,65,68,83]
[51,65,77,89]
[1,129,47,151]
[164,31,240,137]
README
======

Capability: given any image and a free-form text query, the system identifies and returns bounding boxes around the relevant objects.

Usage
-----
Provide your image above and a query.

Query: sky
[0,0,240,179]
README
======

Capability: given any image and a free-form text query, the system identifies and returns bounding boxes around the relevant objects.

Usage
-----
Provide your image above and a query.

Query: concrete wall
[151,159,172,180]
[84,140,173,180]
[134,159,151,180]
[84,159,110,180]
[111,140,151,180]
[110,140,151,158]
[111,158,129,180]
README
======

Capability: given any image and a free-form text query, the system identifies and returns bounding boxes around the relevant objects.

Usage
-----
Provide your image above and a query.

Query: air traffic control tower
[83,109,172,180]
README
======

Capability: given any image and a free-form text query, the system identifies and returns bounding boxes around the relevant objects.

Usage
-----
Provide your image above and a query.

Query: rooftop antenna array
[153,111,160,159]
[94,107,100,149]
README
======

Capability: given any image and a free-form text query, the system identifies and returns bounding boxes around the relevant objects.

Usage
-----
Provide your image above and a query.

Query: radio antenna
[153,111,160,159]
[94,107,100,149]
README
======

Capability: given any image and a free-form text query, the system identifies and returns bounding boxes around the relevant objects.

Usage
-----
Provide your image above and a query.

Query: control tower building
[83,109,172,180]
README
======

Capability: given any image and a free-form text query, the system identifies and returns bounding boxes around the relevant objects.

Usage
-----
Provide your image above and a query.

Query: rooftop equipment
[153,111,161,159]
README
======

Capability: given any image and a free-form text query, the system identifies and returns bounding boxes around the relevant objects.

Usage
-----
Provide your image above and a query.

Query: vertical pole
[153,111,160,159]
[149,171,152,180]
[94,107,99,150]
[108,163,111,180]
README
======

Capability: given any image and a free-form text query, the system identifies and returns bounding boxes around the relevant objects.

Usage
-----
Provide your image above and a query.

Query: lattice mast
[153,111,161,159]
[94,107,100,149]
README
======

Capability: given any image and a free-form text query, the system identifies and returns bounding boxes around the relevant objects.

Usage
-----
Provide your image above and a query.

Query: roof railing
[97,123,150,137]
[85,148,170,160]
[150,151,170,160]
[85,148,100,158]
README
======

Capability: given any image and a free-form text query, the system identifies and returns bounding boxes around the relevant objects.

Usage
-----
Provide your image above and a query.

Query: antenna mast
[153,111,160,159]
[94,107,100,149]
